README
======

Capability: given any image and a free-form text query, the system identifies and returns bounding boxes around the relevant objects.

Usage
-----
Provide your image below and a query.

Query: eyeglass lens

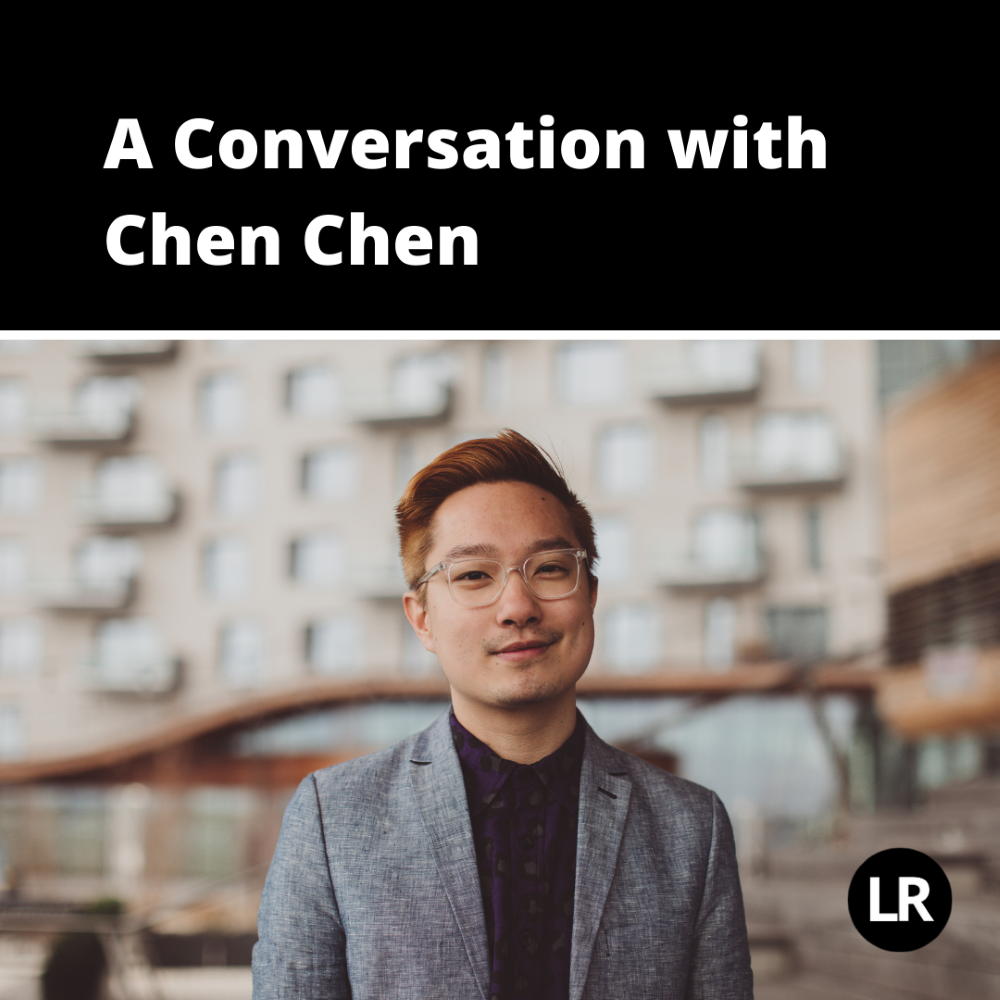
[447,550,581,606]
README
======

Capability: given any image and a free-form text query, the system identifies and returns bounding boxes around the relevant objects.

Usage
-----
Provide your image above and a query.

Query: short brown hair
[396,429,598,594]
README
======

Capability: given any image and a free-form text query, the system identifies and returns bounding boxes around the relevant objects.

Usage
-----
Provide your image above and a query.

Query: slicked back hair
[396,430,598,601]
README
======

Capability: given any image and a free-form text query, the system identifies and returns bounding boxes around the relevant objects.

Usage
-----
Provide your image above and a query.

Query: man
[253,430,753,999]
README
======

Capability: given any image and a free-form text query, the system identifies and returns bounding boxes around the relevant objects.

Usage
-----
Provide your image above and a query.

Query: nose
[494,568,542,627]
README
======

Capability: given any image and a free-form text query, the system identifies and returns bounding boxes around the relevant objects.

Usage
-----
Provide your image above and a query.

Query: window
[792,340,825,391]
[556,342,626,405]
[307,615,363,676]
[220,619,265,688]
[805,503,822,572]
[0,458,41,512]
[482,345,512,412]
[693,509,758,572]
[604,603,661,673]
[76,376,139,425]
[199,371,245,432]
[0,538,27,593]
[287,363,341,417]
[705,597,736,671]
[203,537,250,598]
[754,412,838,477]
[94,456,166,508]
[291,531,346,587]
[402,618,438,677]
[214,454,260,516]
[94,617,167,687]
[75,537,141,590]
[597,424,654,495]
[0,378,26,433]
[0,705,25,761]
[687,340,758,382]
[303,445,359,501]
[592,514,631,585]
[0,618,42,675]
[766,606,828,663]
[699,415,730,488]
[185,787,255,878]
[391,352,454,410]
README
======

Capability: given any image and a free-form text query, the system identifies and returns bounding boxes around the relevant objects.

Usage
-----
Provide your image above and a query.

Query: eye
[455,569,493,582]
[531,557,573,576]
[449,560,502,589]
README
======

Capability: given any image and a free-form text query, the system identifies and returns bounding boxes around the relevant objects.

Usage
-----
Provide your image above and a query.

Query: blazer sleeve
[685,792,754,1000]
[252,774,351,1000]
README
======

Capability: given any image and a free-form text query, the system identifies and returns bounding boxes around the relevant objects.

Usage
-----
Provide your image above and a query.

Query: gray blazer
[253,708,753,999]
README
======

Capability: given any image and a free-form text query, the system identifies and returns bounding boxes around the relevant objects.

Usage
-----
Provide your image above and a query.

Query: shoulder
[309,730,423,799]
[585,727,721,830]
[617,745,716,808]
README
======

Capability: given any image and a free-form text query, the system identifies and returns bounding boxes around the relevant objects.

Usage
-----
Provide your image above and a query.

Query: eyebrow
[443,537,577,561]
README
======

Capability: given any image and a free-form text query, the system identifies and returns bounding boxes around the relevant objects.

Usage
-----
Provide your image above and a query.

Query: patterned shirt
[450,710,584,1000]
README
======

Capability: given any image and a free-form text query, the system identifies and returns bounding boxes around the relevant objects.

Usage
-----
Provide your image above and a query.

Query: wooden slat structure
[881,347,1000,735]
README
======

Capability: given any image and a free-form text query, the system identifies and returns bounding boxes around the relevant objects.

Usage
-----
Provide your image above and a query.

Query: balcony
[30,405,133,445]
[78,488,179,527]
[656,552,766,590]
[82,652,180,694]
[655,508,765,590]
[737,452,846,492]
[351,384,453,429]
[36,577,134,612]
[738,413,845,492]
[79,341,177,363]
[351,352,456,429]
[648,342,760,405]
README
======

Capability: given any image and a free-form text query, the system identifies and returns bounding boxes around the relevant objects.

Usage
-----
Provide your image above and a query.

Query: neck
[450,686,579,764]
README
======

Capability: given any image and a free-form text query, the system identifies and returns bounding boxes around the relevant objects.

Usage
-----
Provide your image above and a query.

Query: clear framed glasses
[415,548,588,607]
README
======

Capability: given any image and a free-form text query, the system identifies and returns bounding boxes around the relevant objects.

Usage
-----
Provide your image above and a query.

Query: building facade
[0,338,886,775]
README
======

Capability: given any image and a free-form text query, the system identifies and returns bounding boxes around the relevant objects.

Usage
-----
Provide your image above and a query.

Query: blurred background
[0,338,997,999]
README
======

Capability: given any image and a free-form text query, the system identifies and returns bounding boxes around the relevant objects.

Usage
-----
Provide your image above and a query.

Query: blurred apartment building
[0,339,885,773]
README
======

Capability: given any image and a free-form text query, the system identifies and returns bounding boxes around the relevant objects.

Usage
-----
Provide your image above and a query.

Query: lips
[498,641,550,653]
[490,639,554,663]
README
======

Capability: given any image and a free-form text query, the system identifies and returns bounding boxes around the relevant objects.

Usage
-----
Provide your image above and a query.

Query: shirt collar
[449,708,585,816]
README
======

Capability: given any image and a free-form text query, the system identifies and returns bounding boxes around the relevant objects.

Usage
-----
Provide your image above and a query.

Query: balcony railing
[82,653,181,694]
[655,552,766,589]
[647,357,761,405]
[79,341,177,362]
[78,489,179,527]
[36,577,134,612]
[30,406,133,445]
[736,448,847,491]
[351,385,453,428]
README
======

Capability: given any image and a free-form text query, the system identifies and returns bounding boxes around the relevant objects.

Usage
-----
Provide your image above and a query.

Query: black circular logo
[847,848,951,951]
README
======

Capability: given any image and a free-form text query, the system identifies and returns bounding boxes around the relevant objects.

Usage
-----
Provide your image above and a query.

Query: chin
[488,674,576,708]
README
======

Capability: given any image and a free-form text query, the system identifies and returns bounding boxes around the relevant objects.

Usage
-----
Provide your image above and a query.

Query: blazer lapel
[409,710,491,1000]
[569,724,633,1000]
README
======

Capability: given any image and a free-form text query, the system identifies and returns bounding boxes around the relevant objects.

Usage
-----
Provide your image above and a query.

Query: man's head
[398,431,598,716]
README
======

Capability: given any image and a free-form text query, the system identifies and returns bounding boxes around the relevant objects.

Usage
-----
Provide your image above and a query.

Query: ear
[403,592,437,653]
[589,575,598,611]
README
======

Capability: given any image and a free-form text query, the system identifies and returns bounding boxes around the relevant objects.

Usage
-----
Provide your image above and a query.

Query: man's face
[403,480,597,711]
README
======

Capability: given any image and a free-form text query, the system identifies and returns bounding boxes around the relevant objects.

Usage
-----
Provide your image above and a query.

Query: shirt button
[519,835,534,850]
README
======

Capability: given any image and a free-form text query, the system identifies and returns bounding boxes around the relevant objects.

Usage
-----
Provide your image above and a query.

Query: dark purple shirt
[450,710,584,1000]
